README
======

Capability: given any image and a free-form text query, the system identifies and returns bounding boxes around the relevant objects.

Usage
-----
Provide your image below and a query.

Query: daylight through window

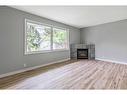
[25,19,69,54]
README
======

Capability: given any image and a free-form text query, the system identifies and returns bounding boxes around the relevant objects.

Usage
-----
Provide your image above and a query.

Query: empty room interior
[0,6,127,89]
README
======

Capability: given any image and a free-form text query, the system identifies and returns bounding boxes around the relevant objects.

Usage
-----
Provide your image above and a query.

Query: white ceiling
[11,6,127,28]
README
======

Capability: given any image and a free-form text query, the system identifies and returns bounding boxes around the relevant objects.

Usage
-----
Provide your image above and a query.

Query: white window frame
[24,19,70,55]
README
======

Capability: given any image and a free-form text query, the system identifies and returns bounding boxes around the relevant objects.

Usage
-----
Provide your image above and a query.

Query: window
[25,19,69,54]
[53,28,69,50]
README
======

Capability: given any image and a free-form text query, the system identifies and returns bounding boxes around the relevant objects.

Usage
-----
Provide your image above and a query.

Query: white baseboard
[95,58,127,65]
[0,58,70,79]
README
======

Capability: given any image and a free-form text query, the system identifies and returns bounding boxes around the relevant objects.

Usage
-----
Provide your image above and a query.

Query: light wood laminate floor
[0,60,127,89]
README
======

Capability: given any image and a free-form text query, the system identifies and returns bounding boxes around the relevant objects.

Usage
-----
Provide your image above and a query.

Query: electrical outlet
[24,64,27,67]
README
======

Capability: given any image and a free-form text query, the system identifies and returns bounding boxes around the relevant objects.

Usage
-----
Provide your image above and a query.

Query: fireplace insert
[77,49,88,59]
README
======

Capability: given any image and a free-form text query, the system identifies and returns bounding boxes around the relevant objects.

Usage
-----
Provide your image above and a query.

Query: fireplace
[77,49,88,59]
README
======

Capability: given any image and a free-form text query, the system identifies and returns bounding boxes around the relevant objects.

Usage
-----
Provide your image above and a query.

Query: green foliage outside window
[53,28,67,49]
[26,21,68,53]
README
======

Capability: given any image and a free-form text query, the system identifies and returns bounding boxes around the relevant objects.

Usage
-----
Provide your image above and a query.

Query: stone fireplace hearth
[70,44,95,59]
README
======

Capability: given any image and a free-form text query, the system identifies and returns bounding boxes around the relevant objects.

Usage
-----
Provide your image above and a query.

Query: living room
[0,6,127,90]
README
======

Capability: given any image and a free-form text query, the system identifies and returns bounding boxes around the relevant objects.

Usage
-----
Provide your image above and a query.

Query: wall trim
[0,58,70,79]
[95,58,127,65]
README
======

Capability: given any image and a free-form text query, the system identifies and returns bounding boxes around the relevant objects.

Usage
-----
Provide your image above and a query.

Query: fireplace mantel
[70,44,95,59]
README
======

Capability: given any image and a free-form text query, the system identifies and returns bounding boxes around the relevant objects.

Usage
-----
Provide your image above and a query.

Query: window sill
[24,49,69,55]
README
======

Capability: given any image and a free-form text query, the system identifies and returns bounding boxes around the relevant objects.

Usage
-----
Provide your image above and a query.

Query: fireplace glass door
[77,49,88,59]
